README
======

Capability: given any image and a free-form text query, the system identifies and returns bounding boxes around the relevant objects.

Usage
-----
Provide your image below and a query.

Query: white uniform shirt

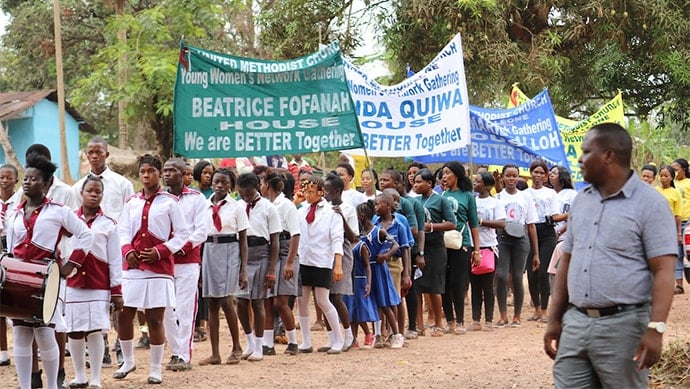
[272,193,300,236]
[338,202,360,236]
[205,194,249,235]
[342,188,367,209]
[174,187,208,250]
[73,167,135,219]
[298,199,344,268]
[238,196,282,240]
[1,191,22,237]
[74,211,122,291]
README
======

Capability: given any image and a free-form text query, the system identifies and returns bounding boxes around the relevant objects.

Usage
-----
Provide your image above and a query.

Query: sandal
[198,356,221,366]
[193,329,207,342]
[430,326,445,337]
[675,285,685,295]
[527,316,540,322]
[226,352,241,365]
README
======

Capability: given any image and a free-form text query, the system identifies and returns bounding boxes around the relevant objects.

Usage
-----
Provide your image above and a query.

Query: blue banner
[415,90,568,168]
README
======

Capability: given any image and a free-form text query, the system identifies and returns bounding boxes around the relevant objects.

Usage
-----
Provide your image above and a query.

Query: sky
[0,11,7,34]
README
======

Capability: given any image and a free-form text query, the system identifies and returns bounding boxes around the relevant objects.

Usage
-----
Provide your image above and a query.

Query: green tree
[381,0,690,131]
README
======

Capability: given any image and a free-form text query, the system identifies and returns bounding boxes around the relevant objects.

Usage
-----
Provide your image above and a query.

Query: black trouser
[442,247,470,324]
[405,263,418,331]
[469,270,494,322]
[527,223,557,311]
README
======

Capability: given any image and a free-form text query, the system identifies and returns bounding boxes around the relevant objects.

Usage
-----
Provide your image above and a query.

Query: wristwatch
[418,251,425,256]
[647,321,667,334]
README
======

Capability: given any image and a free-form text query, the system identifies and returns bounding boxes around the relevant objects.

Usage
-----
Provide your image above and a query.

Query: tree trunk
[116,0,128,149]
[0,121,25,174]
[53,0,73,184]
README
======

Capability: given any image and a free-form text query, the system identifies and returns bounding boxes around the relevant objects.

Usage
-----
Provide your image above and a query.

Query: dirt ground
[2,276,690,388]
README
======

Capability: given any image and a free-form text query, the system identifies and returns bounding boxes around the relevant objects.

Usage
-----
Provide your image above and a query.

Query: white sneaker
[247,350,263,361]
[241,347,254,360]
[390,334,404,349]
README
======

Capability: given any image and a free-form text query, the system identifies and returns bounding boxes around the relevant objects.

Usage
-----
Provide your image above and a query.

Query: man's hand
[543,320,563,360]
[633,331,663,370]
[283,261,295,280]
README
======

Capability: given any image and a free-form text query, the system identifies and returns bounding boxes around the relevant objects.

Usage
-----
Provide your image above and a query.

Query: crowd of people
[0,124,681,387]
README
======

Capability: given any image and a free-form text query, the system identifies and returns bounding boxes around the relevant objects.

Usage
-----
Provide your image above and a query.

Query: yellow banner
[508,85,625,185]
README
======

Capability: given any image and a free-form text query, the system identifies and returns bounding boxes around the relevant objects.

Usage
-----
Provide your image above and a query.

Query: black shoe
[262,346,276,356]
[284,343,298,356]
[0,358,10,366]
[102,351,112,368]
[112,365,136,380]
[31,370,43,389]
[57,368,66,389]
[165,356,179,370]
[135,336,150,349]
[116,349,124,367]
[297,346,313,353]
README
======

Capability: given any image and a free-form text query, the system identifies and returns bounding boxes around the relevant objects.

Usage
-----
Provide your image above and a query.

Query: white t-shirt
[342,188,367,209]
[476,195,506,247]
[527,186,560,223]
[496,189,538,225]
[555,188,578,231]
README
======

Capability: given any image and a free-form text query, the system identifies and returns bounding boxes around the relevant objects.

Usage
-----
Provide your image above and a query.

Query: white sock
[323,308,343,350]
[263,330,274,348]
[244,333,255,354]
[34,327,59,389]
[149,344,164,379]
[325,330,334,347]
[298,316,311,349]
[13,326,33,389]
[68,338,87,383]
[0,350,9,361]
[374,320,382,336]
[117,339,135,372]
[86,332,104,386]
[344,327,353,345]
[253,336,264,356]
[286,329,297,345]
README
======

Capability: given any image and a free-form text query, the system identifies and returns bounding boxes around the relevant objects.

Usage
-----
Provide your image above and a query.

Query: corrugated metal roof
[0,89,95,133]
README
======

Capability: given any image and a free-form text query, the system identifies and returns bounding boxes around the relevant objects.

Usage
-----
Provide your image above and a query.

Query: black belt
[572,303,647,318]
[247,236,268,247]
[279,231,291,240]
[206,235,237,244]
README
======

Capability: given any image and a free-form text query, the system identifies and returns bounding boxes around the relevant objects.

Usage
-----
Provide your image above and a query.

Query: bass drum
[0,255,61,324]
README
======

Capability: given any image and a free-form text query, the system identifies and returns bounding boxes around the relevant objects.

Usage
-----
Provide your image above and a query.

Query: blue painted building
[0,90,94,180]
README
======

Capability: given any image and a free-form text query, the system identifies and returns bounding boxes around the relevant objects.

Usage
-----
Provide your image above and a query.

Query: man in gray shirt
[543,123,676,388]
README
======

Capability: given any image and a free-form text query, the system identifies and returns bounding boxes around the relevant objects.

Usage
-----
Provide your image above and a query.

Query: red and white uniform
[117,189,190,309]
[73,167,135,220]
[64,208,122,332]
[163,187,207,364]
[6,198,94,329]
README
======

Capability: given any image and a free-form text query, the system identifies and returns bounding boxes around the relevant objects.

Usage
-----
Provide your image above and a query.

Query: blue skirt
[370,261,401,308]
[344,277,379,323]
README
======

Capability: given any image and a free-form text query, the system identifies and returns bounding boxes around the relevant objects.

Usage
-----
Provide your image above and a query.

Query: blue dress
[365,226,401,308]
[345,240,380,323]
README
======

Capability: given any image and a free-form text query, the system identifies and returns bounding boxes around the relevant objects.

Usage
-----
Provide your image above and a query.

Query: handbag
[504,221,526,238]
[444,224,466,250]
[471,248,496,275]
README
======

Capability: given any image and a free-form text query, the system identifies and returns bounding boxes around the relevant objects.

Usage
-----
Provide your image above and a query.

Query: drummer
[5,153,94,389]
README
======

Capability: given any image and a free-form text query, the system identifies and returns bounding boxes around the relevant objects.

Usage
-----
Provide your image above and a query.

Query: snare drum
[0,255,61,324]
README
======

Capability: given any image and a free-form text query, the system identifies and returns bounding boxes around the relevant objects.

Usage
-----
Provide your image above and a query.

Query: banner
[415,90,568,168]
[173,42,364,158]
[343,33,471,157]
[508,86,625,184]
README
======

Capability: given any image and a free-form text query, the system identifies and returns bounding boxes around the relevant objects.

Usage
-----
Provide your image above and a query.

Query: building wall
[1,99,81,180]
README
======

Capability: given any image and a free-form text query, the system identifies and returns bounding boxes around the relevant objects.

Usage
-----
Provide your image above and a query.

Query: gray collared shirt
[562,172,676,308]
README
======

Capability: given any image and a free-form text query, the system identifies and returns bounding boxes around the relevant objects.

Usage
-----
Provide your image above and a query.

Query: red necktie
[306,204,316,224]
[212,200,226,232]
[246,196,259,216]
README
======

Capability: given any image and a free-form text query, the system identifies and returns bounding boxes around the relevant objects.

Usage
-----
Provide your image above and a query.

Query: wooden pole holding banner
[53,0,74,184]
